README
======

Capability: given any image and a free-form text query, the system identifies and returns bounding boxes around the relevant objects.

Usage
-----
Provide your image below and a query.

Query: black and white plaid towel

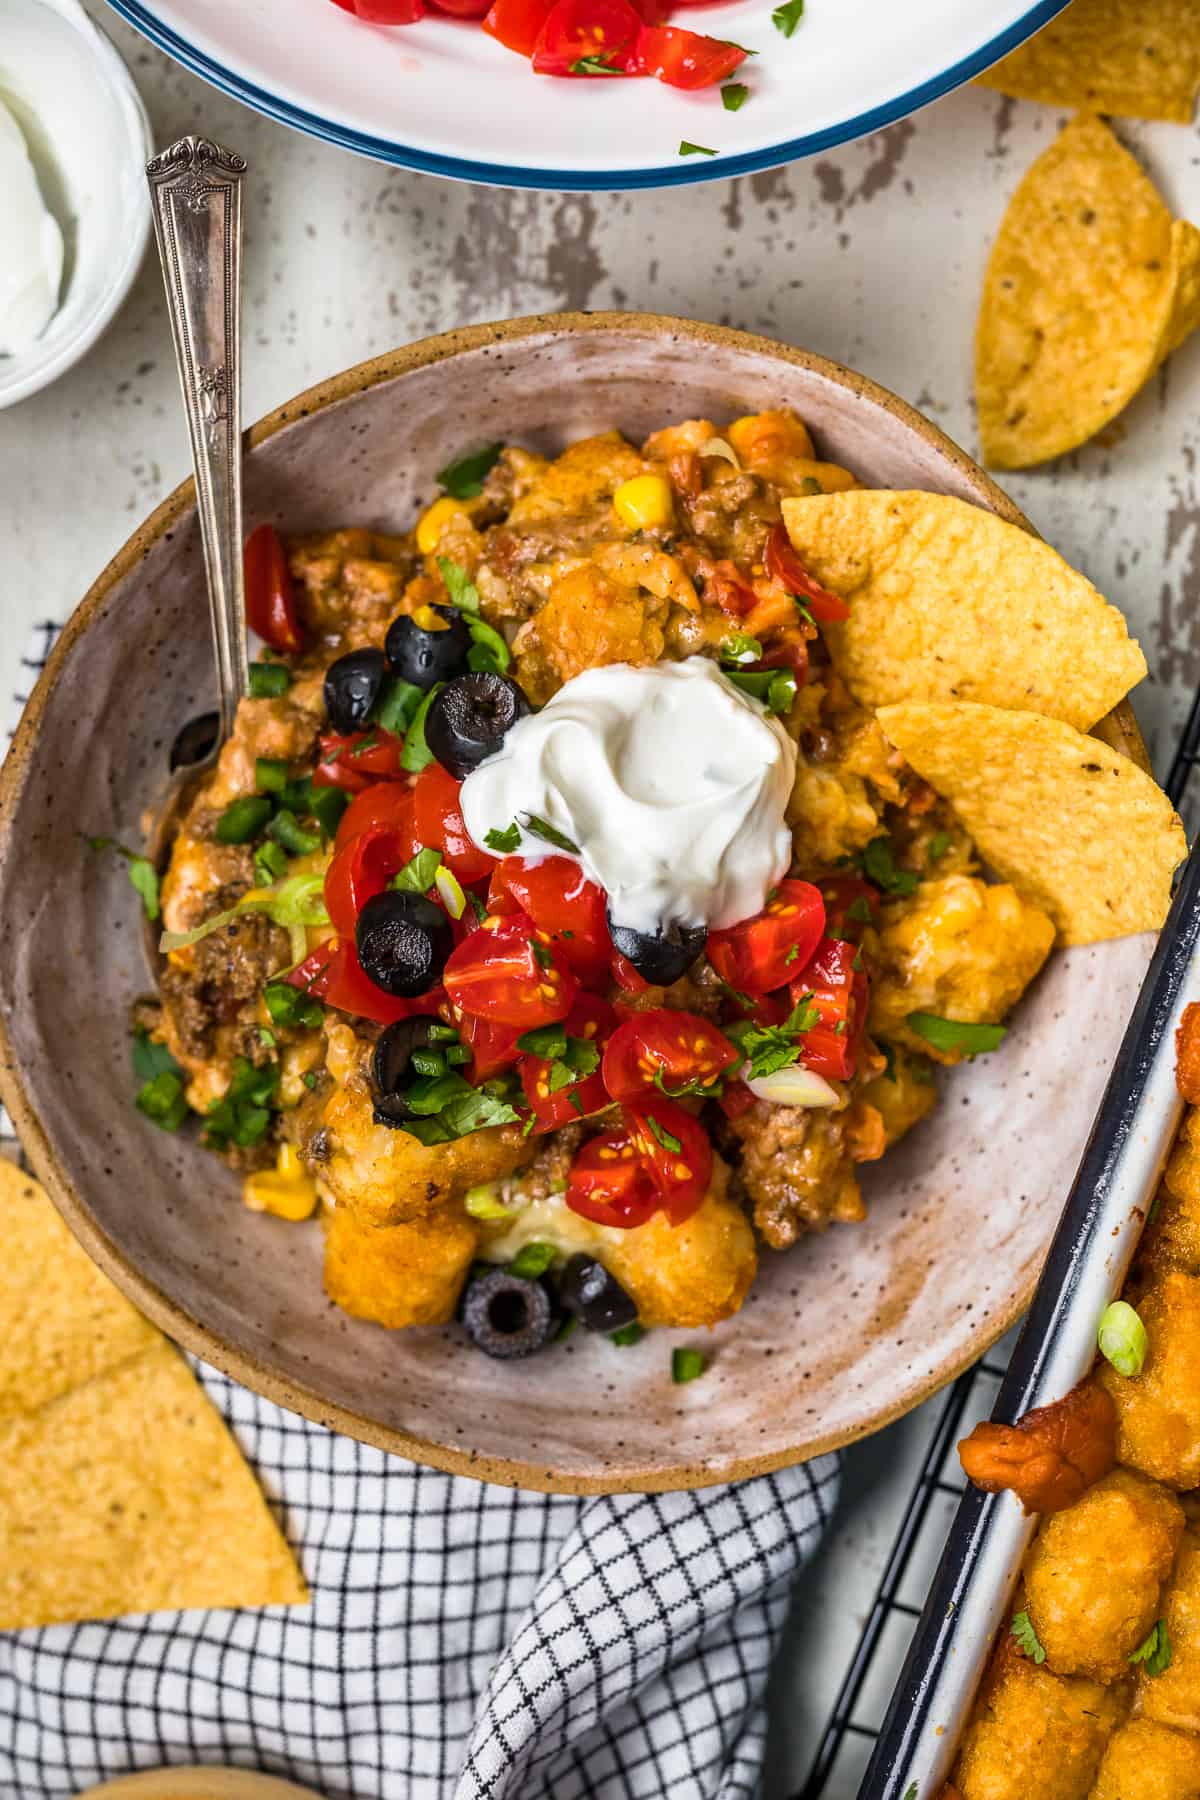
[0,623,840,1800]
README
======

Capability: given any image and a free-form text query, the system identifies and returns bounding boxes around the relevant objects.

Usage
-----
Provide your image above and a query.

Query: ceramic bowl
[99,0,1068,191]
[0,0,152,409]
[0,312,1153,1493]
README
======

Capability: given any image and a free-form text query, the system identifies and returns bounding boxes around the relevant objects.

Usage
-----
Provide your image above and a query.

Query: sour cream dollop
[0,99,63,355]
[459,656,797,935]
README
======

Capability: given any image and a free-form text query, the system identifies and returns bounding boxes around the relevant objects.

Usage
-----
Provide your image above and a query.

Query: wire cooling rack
[795,685,1200,1800]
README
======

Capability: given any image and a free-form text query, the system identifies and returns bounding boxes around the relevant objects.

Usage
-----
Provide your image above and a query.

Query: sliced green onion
[509,1241,556,1279]
[411,1047,448,1078]
[255,757,290,795]
[464,1182,512,1221]
[215,795,272,844]
[268,871,330,928]
[1098,1299,1148,1378]
[766,670,797,714]
[136,1069,188,1131]
[267,810,321,857]
[720,633,762,666]
[310,784,348,841]
[255,840,289,886]
[671,1347,707,1383]
[435,865,467,919]
[611,1322,644,1347]
[248,661,290,698]
[906,1013,1007,1057]
[263,982,323,1030]
[444,1042,471,1066]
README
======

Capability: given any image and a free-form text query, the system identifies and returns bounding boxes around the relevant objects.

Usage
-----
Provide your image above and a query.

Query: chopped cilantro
[437,443,502,499]
[391,846,443,895]
[466,888,489,924]
[136,1069,189,1132]
[727,995,821,1081]
[927,830,953,863]
[785,943,800,965]
[87,835,161,921]
[204,1056,279,1150]
[263,982,323,1030]
[570,52,623,72]
[672,1347,707,1383]
[653,1067,721,1100]
[721,82,750,111]
[1011,1611,1045,1665]
[485,823,522,855]
[518,1023,568,1058]
[859,835,918,897]
[771,0,804,34]
[398,1074,520,1145]
[255,840,289,886]
[373,675,424,736]
[132,1027,183,1085]
[646,1113,683,1155]
[522,814,580,855]
[531,938,553,971]
[679,141,717,157]
[846,895,875,925]
[906,1013,1007,1057]
[437,556,481,614]
[399,683,441,773]
[1130,1619,1172,1676]
[437,556,512,672]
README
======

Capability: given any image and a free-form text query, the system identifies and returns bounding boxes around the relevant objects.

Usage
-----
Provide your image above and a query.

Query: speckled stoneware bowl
[0,312,1154,1493]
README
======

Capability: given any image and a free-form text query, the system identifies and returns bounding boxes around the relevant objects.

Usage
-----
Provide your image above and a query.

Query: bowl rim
[0,309,1146,1492]
[0,0,154,410]
[99,0,1071,192]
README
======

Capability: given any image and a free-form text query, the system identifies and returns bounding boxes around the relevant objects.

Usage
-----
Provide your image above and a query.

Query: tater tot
[1140,1531,1200,1735]
[604,1166,756,1329]
[323,1204,478,1329]
[1099,1273,1200,1489]
[1141,1110,1200,1278]
[954,1643,1127,1800]
[1024,1469,1184,1681]
[1088,1717,1200,1799]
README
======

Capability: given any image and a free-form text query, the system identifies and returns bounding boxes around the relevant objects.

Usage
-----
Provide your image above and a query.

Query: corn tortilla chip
[780,491,1145,732]
[976,115,1199,470]
[0,1163,306,1627]
[977,0,1200,124]
[876,703,1186,946]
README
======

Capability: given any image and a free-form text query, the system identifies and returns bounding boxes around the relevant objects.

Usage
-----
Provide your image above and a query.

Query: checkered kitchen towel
[0,623,840,1800]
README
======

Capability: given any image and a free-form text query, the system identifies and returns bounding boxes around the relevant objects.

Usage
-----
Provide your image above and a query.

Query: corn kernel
[242,1150,319,1222]
[277,1142,305,1179]
[416,495,469,555]
[612,473,675,531]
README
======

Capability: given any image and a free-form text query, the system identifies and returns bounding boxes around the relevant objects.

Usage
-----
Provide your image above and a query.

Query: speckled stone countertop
[1,8,1197,1793]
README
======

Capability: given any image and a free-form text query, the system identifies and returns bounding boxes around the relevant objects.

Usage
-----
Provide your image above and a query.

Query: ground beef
[161,902,291,1063]
[720,1098,867,1249]
[515,1124,584,1201]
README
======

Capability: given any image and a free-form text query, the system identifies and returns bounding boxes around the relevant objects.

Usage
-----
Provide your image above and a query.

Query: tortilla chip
[876,703,1186,946]
[976,115,1199,470]
[780,491,1145,732]
[977,0,1200,125]
[1165,219,1200,355]
[0,1163,307,1627]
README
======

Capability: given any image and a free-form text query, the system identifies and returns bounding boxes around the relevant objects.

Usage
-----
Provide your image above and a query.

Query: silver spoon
[146,133,250,774]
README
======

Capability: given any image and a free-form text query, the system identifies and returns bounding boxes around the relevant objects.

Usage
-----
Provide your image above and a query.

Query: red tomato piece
[286,939,444,1026]
[610,952,652,997]
[313,728,405,792]
[764,522,850,623]
[519,993,617,1132]
[339,0,424,20]
[625,1098,711,1224]
[444,918,578,1029]
[333,780,416,852]
[487,856,611,983]
[706,559,758,618]
[456,1013,523,1083]
[244,524,305,655]
[719,1080,755,1121]
[565,1129,660,1229]
[634,23,744,87]
[815,873,879,940]
[602,1007,738,1101]
[532,0,642,74]
[790,936,868,1081]
[412,763,494,884]
[483,0,554,53]
[429,0,490,14]
[706,879,826,995]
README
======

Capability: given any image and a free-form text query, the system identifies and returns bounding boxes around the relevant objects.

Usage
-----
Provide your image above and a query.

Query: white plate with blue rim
[101,0,1064,191]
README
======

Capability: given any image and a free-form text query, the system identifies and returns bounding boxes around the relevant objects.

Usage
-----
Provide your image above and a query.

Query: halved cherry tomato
[244,524,305,655]
[286,939,444,1026]
[706,559,757,618]
[565,1128,660,1229]
[815,873,878,941]
[412,763,493,884]
[790,936,868,1081]
[457,1013,523,1083]
[488,856,611,983]
[313,728,406,792]
[444,918,578,1028]
[332,0,424,20]
[610,952,652,997]
[625,1098,710,1224]
[519,993,617,1131]
[764,522,850,623]
[483,0,554,52]
[334,780,416,852]
[602,1007,738,1101]
[532,0,642,74]
[706,879,826,995]
[324,814,424,938]
[634,23,743,86]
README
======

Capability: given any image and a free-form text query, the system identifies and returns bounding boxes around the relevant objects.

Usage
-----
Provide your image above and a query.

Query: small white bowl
[0,0,152,409]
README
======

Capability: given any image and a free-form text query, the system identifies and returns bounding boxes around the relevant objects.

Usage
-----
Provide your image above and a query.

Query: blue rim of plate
[104,0,1069,191]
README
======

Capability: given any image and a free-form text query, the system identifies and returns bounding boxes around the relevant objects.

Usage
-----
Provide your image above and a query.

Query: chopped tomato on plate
[565,1126,660,1228]
[444,918,578,1028]
[602,1007,738,1100]
[634,24,744,88]
[286,938,444,1026]
[488,855,611,981]
[313,727,406,792]
[625,1097,710,1223]
[764,522,851,623]
[519,993,617,1131]
[790,935,868,1081]
[531,0,641,73]
[706,878,826,994]
[244,525,306,655]
[482,0,552,48]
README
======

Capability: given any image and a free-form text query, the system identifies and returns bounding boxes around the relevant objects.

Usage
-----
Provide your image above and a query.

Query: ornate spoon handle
[146,135,249,743]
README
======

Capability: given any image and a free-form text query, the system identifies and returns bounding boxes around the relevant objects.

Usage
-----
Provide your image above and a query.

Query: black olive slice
[559,1254,638,1334]
[385,605,471,690]
[606,912,708,986]
[355,891,453,998]
[169,711,220,772]
[460,1268,556,1359]
[372,1017,442,1099]
[425,672,531,780]
[323,648,388,734]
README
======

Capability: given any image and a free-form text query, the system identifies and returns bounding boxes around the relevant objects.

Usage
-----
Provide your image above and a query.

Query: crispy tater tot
[1099,1272,1200,1490]
[604,1163,756,1329]
[1088,1717,1200,1799]
[1024,1468,1184,1681]
[953,1639,1127,1800]
[1140,1530,1200,1735]
[323,1204,478,1329]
